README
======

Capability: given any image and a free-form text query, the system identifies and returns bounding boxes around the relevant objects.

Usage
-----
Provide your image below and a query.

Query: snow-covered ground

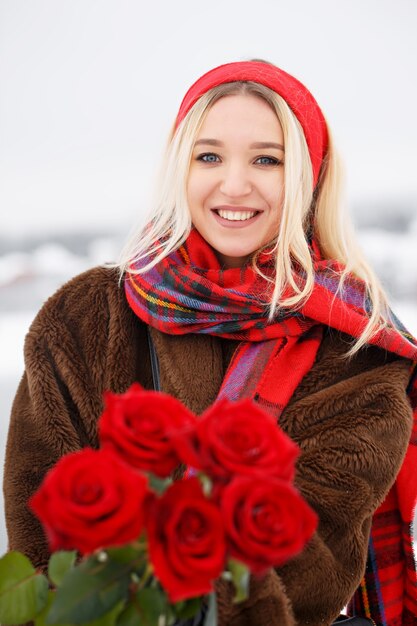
[0,227,416,556]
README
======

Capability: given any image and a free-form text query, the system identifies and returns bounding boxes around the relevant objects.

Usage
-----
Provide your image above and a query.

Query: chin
[215,250,254,269]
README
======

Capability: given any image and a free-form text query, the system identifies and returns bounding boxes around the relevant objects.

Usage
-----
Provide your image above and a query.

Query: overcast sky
[1,0,416,237]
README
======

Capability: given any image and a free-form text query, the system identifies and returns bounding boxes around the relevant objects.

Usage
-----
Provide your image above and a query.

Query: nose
[219,163,252,197]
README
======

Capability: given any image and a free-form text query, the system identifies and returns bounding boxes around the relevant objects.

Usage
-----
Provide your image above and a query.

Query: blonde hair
[118,81,390,355]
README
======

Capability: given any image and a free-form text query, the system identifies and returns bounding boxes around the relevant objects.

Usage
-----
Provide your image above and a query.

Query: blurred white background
[1,0,416,554]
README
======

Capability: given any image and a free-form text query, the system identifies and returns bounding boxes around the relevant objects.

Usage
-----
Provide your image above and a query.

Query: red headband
[176,61,328,187]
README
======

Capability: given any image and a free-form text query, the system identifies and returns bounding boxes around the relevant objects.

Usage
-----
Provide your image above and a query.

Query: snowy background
[1,0,416,556]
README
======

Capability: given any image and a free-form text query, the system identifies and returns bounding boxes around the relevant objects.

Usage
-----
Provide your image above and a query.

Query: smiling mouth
[214,209,260,221]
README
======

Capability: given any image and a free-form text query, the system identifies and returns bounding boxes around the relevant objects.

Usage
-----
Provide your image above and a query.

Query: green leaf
[0,551,49,624]
[83,601,125,626]
[228,559,250,604]
[106,544,146,568]
[148,474,171,495]
[204,593,218,626]
[46,556,131,624]
[173,596,201,620]
[115,603,141,626]
[117,588,171,626]
[198,473,212,497]
[48,552,77,587]
[137,587,169,625]
[37,592,125,626]
[35,590,71,626]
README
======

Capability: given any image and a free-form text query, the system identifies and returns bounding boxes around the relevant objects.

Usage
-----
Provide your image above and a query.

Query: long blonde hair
[118,81,390,354]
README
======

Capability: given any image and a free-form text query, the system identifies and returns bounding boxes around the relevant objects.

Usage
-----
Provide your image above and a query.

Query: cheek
[187,169,204,207]
[186,180,201,224]
[267,179,285,221]
[262,187,284,242]
[265,208,283,243]
[187,168,218,212]
[266,172,285,207]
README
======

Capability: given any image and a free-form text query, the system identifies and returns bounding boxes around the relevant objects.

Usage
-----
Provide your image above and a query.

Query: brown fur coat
[3,267,413,626]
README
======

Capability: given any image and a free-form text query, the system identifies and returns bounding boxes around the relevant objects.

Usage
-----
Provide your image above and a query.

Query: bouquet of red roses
[0,384,317,625]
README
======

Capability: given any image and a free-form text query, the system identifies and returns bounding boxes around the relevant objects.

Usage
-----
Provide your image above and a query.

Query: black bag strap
[147,327,161,392]
[333,617,375,625]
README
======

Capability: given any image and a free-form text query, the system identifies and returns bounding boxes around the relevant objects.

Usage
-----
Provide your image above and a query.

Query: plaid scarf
[124,229,417,626]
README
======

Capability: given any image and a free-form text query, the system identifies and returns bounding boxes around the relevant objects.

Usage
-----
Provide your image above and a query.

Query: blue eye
[197,153,220,163]
[255,156,280,165]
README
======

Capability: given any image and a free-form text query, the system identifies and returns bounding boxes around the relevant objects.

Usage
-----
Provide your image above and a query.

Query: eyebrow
[251,141,284,151]
[194,138,285,151]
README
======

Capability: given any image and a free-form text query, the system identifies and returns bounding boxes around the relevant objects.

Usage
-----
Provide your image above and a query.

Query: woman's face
[187,94,285,268]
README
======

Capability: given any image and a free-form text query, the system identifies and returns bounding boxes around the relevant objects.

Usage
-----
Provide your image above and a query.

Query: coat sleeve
[275,354,413,625]
[4,280,105,568]
[3,267,149,569]
[215,570,296,626]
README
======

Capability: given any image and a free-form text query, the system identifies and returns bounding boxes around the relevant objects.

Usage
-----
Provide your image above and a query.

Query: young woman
[4,61,417,626]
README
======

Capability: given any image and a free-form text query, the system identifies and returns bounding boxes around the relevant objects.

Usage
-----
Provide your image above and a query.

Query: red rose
[220,475,317,572]
[176,398,299,482]
[30,448,150,554]
[99,384,197,478]
[146,478,226,602]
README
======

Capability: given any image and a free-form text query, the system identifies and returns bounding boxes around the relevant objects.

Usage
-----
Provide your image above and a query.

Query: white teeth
[217,210,257,221]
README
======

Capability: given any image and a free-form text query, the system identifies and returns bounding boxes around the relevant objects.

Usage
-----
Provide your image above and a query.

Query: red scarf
[125,230,417,625]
